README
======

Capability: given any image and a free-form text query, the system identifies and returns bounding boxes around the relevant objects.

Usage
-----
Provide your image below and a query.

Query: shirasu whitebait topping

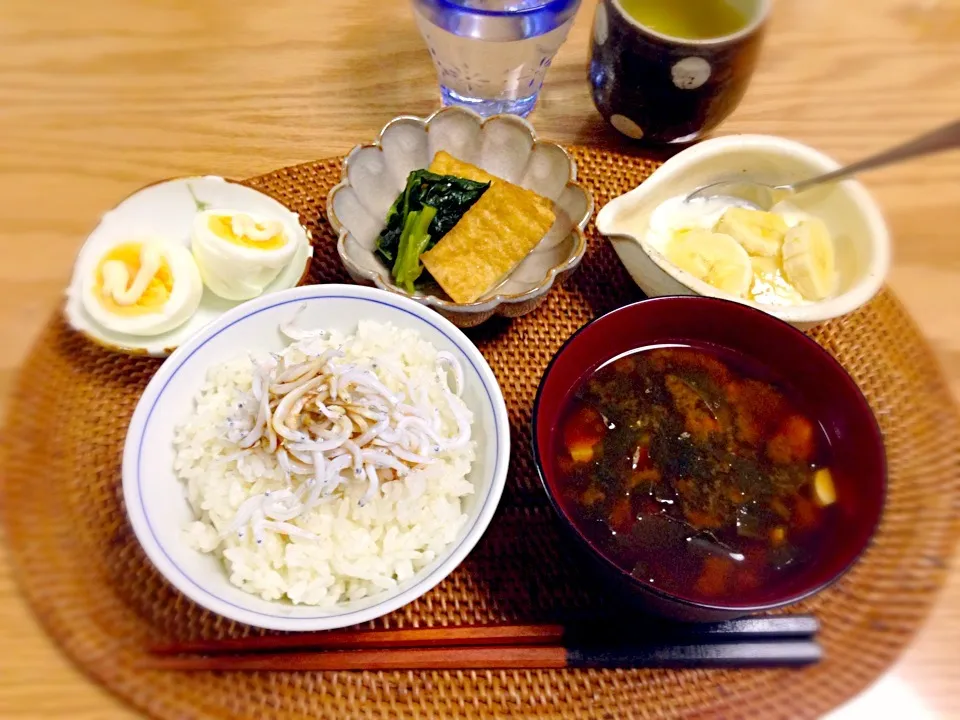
[219,306,471,544]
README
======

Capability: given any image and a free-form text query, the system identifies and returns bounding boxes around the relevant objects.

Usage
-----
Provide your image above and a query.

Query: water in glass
[412,0,581,117]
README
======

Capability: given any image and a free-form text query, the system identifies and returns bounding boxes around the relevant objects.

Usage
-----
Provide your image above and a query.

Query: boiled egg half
[191,210,299,300]
[65,175,313,356]
[80,238,203,337]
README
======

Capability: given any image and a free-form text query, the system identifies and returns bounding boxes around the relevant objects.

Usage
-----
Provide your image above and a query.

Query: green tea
[619,0,748,40]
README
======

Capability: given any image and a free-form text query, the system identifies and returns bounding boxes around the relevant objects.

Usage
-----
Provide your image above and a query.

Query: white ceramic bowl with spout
[595,135,891,329]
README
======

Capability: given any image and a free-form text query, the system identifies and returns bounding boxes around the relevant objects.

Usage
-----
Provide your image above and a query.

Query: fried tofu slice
[428,151,554,215]
[429,150,499,184]
[421,182,556,304]
[421,152,556,304]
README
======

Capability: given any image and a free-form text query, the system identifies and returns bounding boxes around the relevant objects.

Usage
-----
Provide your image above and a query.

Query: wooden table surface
[1,0,959,717]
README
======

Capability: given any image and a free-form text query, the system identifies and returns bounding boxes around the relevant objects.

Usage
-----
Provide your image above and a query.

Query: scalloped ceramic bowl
[327,107,594,327]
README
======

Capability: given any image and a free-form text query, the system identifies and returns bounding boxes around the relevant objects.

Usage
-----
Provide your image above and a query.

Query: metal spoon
[686,119,960,209]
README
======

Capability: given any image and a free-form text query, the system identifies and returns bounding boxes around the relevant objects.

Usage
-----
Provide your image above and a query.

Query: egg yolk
[95,242,174,316]
[208,214,287,251]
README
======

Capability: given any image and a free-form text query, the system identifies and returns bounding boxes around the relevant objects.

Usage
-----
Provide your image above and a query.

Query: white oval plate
[64,176,313,356]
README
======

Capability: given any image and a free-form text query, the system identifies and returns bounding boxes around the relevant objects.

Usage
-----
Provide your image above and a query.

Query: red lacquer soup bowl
[532,296,886,621]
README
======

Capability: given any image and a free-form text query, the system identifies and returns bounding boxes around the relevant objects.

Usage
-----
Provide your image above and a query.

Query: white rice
[172,320,476,607]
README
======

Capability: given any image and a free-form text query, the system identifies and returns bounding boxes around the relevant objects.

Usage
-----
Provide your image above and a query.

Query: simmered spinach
[375,170,489,292]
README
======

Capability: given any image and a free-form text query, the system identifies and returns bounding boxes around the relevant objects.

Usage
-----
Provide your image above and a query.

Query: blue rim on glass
[413,0,581,39]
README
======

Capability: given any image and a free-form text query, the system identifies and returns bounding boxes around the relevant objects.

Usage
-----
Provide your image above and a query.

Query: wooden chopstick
[142,640,823,672]
[150,616,818,656]
[149,615,819,655]
[150,624,565,656]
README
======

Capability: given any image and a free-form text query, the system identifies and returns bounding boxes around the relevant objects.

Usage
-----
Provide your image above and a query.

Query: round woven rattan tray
[3,148,960,719]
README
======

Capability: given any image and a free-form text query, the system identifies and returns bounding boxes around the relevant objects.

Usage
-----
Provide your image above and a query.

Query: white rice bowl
[122,284,509,631]
[174,321,476,607]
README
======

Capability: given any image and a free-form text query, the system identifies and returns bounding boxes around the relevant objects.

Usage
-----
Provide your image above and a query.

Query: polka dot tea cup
[588,0,770,145]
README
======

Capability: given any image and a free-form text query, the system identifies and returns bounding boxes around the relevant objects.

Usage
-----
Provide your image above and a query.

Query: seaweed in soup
[553,346,839,604]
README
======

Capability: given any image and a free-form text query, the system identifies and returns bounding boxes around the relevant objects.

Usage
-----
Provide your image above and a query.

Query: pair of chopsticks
[144,615,821,671]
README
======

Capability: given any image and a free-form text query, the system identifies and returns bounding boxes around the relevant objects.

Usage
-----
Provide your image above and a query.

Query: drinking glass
[412,0,582,117]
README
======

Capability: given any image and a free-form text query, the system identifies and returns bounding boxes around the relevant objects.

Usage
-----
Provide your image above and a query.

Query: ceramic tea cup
[589,0,770,145]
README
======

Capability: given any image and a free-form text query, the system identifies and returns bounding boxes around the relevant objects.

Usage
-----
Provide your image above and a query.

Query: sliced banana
[665,228,753,297]
[781,217,837,301]
[715,207,788,257]
[750,255,779,276]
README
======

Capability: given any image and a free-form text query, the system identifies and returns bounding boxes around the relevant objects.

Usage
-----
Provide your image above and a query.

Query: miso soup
[553,345,841,605]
